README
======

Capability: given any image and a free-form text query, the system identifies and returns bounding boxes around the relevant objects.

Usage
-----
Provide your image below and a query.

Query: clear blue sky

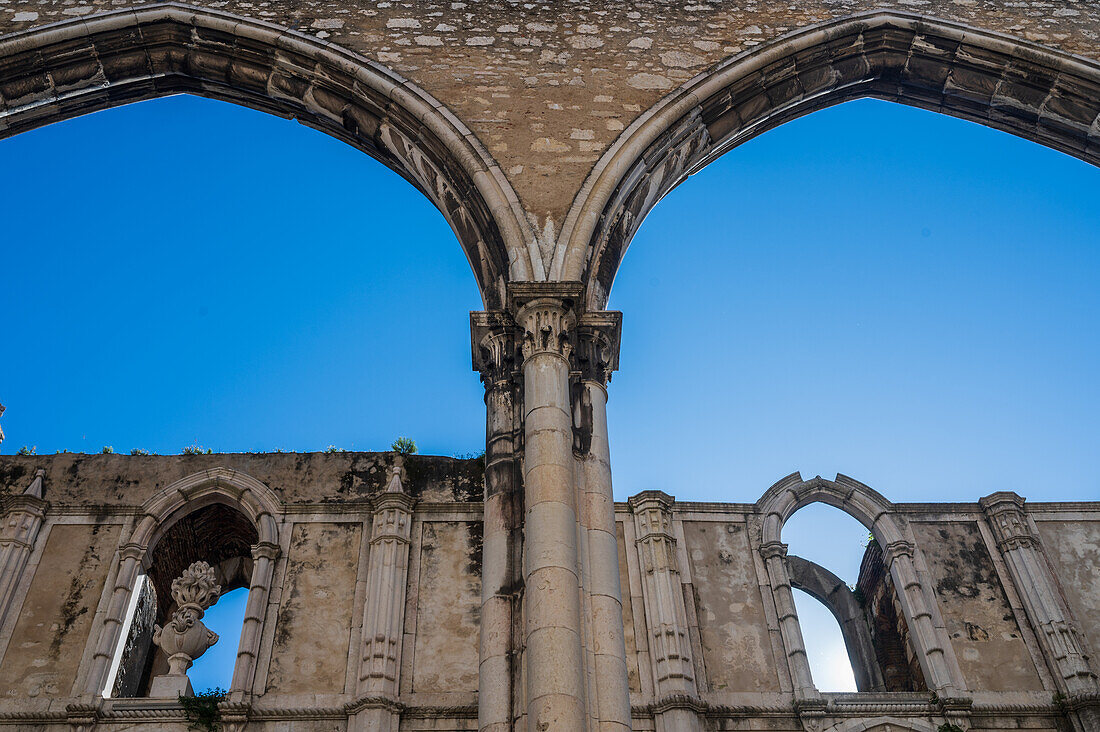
[2,94,1097,692]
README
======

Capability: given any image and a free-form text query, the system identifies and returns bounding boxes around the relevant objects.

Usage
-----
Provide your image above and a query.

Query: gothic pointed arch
[553,11,1100,309]
[755,473,967,696]
[0,3,539,307]
[82,467,285,700]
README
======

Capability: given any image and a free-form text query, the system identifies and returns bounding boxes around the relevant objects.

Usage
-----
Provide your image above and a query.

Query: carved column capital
[471,311,521,388]
[759,541,790,561]
[370,496,415,545]
[572,311,622,387]
[882,539,915,565]
[119,543,145,564]
[628,491,676,539]
[979,492,1040,551]
[508,283,583,362]
[251,541,281,562]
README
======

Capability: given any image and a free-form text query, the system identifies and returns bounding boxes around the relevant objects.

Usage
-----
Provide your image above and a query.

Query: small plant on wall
[391,437,417,455]
[179,687,225,731]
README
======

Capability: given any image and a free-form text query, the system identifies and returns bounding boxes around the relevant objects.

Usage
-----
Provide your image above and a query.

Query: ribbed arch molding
[0,3,539,307]
[557,11,1100,309]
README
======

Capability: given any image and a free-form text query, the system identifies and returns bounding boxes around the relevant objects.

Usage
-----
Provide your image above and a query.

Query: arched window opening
[783,502,926,693]
[105,503,259,698]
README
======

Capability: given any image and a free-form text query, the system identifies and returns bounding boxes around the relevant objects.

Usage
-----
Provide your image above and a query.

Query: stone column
[85,543,144,696]
[882,540,962,697]
[0,469,47,629]
[980,492,1099,732]
[472,312,523,732]
[573,315,632,732]
[629,491,701,731]
[513,283,588,732]
[230,540,280,700]
[759,541,818,699]
[351,465,415,732]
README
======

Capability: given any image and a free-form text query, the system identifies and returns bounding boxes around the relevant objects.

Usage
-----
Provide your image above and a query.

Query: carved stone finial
[23,469,45,499]
[384,462,406,494]
[149,561,222,697]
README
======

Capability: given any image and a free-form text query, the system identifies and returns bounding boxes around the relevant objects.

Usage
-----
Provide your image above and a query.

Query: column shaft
[759,542,816,698]
[523,345,587,730]
[883,541,960,697]
[231,541,280,699]
[352,480,415,732]
[580,381,631,732]
[473,317,523,732]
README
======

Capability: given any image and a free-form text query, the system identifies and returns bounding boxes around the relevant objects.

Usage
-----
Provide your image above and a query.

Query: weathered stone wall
[1035,515,1100,664]
[1,456,1098,731]
[0,453,484,730]
[0,523,119,701]
[910,521,1041,693]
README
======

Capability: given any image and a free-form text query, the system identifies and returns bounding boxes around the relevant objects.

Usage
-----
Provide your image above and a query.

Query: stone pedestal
[148,673,193,698]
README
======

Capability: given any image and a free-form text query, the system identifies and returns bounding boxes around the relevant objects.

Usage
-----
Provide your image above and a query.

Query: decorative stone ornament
[149,561,222,698]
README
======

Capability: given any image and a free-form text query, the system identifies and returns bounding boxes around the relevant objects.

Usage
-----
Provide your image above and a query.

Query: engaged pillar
[573,315,631,732]
[0,469,47,630]
[472,312,523,732]
[981,492,1100,732]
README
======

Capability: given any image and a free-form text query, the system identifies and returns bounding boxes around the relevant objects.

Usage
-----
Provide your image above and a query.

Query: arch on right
[756,473,967,697]
[556,11,1100,310]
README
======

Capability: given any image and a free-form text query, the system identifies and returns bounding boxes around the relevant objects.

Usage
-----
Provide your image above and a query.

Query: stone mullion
[513,288,588,732]
[980,493,1099,703]
[230,541,280,700]
[0,470,47,629]
[883,540,961,697]
[759,541,817,699]
[473,315,524,732]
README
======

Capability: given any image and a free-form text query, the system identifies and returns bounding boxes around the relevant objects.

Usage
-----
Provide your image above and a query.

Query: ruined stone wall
[0,453,484,731]
[1,457,1098,731]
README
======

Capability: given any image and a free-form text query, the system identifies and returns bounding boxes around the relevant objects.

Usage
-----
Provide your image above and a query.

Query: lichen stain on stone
[49,524,104,658]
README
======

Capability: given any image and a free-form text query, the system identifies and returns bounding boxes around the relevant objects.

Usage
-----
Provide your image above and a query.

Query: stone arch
[83,467,284,700]
[786,554,885,692]
[0,3,539,307]
[758,472,902,548]
[755,473,966,696]
[553,11,1100,309]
